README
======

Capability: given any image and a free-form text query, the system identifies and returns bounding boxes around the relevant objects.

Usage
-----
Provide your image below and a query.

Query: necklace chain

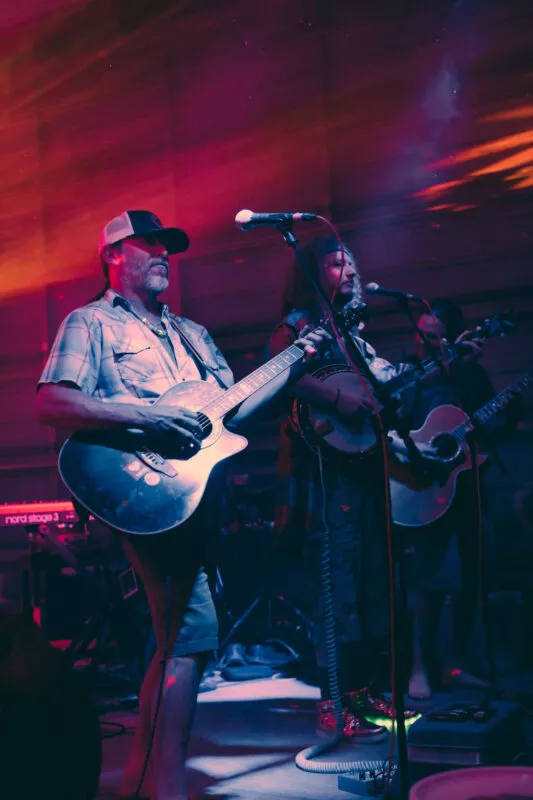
[129,307,167,337]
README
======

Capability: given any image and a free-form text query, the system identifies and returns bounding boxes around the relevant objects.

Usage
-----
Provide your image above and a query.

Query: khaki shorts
[121,522,219,658]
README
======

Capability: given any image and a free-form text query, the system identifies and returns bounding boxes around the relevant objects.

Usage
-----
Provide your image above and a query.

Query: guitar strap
[167,316,228,388]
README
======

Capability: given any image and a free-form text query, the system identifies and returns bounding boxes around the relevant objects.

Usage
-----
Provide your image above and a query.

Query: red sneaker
[316,699,388,743]
[344,688,419,721]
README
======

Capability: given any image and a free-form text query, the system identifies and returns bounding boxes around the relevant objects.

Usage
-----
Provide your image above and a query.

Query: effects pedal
[426,703,497,724]
[408,700,524,777]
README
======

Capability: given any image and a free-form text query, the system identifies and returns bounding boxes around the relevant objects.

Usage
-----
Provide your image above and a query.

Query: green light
[365,713,422,731]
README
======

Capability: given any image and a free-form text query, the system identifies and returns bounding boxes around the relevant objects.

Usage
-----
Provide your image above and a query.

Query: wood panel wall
[0,0,531,538]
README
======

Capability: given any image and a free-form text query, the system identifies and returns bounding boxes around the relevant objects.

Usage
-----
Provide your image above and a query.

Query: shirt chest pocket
[112,338,160,385]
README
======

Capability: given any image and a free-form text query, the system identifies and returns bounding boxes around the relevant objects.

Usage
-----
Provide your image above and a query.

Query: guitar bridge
[135,449,178,478]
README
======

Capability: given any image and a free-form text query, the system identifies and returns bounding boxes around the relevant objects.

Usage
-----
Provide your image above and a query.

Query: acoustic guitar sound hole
[432,433,460,461]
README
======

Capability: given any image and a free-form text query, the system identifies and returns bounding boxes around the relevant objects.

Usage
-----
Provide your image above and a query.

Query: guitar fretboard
[385,347,456,399]
[385,313,509,401]
[202,344,305,419]
[452,372,532,442]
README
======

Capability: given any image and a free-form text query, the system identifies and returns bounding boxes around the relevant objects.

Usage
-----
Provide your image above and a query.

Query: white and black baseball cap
[98,210,189,255]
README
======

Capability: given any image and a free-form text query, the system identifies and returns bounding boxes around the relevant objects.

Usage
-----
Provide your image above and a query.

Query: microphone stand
[395,295,433,356]
[277,222,425,800]
[465,431,497,712]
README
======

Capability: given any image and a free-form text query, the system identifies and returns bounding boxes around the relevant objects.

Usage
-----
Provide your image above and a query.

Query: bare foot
[408,667,431,700]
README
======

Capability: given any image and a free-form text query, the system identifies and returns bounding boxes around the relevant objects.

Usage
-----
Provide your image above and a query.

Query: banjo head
[291,365,377,455]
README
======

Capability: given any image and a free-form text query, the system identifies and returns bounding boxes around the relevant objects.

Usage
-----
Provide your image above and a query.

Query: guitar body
[390,404,487,527]
[59,380,247,535]
[292,365,378,455]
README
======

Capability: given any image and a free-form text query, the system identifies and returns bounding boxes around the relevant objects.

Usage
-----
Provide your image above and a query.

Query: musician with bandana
[267,235,420,741]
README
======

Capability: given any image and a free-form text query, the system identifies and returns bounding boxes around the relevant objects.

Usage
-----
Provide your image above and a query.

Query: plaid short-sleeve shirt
[39,289,234,402]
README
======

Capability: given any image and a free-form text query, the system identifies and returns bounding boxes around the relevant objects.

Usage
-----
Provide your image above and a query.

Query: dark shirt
[400,359,496,431]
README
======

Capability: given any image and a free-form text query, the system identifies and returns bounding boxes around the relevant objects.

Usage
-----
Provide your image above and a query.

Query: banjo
[291,312,513,456]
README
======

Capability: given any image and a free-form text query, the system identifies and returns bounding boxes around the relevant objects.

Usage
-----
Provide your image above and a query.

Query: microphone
[365,282,424,303]
[235,209,317,231]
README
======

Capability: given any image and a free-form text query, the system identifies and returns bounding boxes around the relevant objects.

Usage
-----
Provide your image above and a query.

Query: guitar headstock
[336,303,368,330]
[315,303,367,336]
[475,309,514,341]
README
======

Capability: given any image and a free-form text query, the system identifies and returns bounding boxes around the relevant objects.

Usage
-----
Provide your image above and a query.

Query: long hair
[280,235,362,316]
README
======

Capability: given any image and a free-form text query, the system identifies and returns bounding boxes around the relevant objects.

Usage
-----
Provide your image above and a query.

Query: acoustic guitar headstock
[475,309,514,341]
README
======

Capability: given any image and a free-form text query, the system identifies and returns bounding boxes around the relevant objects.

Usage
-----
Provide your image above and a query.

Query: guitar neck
[385,346,455,398]
[386,313,510,400]
[453,371,532,442]
[202,344,305,419]
[200,305,364,421]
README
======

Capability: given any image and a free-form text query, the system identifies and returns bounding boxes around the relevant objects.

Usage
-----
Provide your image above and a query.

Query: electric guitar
[291,312,513,456]
[57,312,363,537]
[390,371,532,527]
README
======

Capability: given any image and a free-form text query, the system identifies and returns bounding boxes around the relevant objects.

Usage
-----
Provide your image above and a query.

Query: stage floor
[94,673,533,800]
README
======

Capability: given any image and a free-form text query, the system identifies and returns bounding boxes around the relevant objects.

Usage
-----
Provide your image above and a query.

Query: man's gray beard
[146,275,169,294]
[340,282,364,311]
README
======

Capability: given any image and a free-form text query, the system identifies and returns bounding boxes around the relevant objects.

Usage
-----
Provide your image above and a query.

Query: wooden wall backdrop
[0,0,532,537]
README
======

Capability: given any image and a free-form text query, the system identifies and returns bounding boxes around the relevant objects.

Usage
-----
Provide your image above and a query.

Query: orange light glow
[482,105,533,122]
[503,166,533,181]
[512,174,533,189]
[412,180,465,199]
[469,146,533,177]
[415,102,533,211]
[429,131,533,169]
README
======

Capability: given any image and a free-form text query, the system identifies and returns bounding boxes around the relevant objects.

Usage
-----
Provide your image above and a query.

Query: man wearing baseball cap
[36,210,328,799]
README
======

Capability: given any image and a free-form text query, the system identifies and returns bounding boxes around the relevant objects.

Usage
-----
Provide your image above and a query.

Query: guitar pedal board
[368,701,527,799]
[406,700,525,779]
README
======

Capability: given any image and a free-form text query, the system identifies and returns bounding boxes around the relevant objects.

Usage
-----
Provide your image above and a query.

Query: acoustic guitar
[57,311,365,536]
[390,371,531,527]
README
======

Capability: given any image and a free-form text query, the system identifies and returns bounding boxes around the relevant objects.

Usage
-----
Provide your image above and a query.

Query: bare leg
[409,592,449,698]
[118,533,205,799]
[441,591,487,687]
[119,653,162,797]
[442,521,487,687]
[153,652,207,800]
[119,651,207,799]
